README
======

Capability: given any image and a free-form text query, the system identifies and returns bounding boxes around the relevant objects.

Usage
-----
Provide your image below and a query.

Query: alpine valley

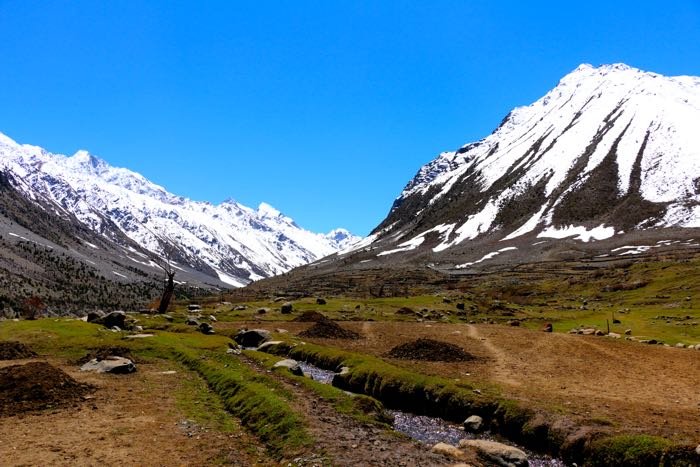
[0,132,358,310]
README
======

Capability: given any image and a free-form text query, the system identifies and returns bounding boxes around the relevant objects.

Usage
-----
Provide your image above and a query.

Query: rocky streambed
[298,361,564,466]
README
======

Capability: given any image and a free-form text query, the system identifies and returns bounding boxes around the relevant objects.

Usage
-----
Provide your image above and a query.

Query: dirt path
[240,355,466,467]
[0,357,271,466]
[464,324,521,387]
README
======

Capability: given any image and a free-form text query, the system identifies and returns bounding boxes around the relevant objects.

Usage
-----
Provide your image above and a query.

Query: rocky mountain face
[307,64,700,277]
[0,132,359,301]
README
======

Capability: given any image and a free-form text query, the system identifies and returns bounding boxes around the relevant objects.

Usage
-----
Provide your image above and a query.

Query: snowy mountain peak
[0,132,360,287]
[369,63,700,258]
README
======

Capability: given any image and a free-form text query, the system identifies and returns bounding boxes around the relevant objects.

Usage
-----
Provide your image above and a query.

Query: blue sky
[1,1,699,235]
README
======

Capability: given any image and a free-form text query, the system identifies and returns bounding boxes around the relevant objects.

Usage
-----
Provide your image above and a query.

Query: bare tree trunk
[158,271,175,314]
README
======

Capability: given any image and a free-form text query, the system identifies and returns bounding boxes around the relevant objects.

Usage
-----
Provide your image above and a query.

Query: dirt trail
[240,355,463,467]
[465,324,521,387]
[0,357,271,466]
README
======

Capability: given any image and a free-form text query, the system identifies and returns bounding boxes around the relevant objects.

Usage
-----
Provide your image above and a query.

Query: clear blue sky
[1,1,699,235]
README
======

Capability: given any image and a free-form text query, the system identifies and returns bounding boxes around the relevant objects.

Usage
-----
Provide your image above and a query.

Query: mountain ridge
[0,132,360,288]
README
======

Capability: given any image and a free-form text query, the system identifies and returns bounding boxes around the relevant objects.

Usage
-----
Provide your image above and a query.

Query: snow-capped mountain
[342,64,700,267]
[0,132,360,286]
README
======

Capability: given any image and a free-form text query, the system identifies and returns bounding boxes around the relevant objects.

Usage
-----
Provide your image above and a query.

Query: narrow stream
[297,361,565,467]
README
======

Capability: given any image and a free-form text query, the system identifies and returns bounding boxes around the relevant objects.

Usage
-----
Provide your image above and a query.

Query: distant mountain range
[0,132,359,309]
[278,63,700,284]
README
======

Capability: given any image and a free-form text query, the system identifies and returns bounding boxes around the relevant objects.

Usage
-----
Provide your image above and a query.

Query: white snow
[112,271,127,278]
[537,225,615,242]
[455,247,518,269]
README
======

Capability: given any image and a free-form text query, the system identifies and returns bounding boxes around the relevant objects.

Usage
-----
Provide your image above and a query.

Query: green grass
[243,349,392,427]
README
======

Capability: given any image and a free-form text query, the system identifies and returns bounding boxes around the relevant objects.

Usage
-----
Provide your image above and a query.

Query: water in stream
[298,361,565,467]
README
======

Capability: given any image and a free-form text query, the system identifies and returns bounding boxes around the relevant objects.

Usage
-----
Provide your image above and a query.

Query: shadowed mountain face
[0,132,360,299]
[261,64,700,288]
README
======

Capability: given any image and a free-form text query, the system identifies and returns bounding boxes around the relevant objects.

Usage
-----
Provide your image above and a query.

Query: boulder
[463,415,484,433]
[93,311,126,329]
[594,330,605,336]
[257,308,268,315]
[198,322,215,335]
[607,332,621,339]
[80,356,136,374]
[280,302,293,314]
[624,328,632,335]
[542,323,553,332]
[675,343,686,349]
[186,318,200,326]
[234,329,271,348]
[695,344,700,350]
[458,439,527,467]
[431,442,464,460]
[86,310,105,323]
[316,298,327,305]
[273,359,304,376]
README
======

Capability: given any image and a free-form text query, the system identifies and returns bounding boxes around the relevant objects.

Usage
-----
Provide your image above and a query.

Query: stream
[297,361,565,467]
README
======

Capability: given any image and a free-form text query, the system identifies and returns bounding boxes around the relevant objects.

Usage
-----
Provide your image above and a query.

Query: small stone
[675,343,686,348]
[273,359,304,376]
[607,332,621,338]
[316,298,327,305]
[624,328,632,335]
[280,302,293,314]
[209,315,217,322]
[463,415,484,433]
[542,323,553,332]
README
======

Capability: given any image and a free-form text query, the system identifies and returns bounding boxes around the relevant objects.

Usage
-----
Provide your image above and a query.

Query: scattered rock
[280,302,293,314]
[0,341,37,360]
[234,329,271,348]
[257,308,268,315]
[0,362,94,416]
[594,330,605,336]
[80,356,136,374]
[315,297,327,305]
[86,310,105,323]
[186,318,200,326]
[431,442,464,460]
[607,332,621,339]
[273,359,304,376]
[234,305,247,311]
[463,415,484,433]
[581,328,596,335]
[508,320,520,327]
[386,338,475,362]
[456,303,465,310]
[187,304,201,311]
[695,344,700,350]
[458,439,527,467]
[542,323,553,333]
[198,322,215,335]
[675,343,685,348]
[395,307,415,315]
[209,315,217,322]
[624,328,632,335]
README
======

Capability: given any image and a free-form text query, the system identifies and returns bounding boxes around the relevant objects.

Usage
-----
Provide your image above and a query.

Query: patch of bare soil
[241,355,468,466]
[298,319,361,339]
[292,310,328,322]
[386,338,476,362]
[0,341,38,360]
[76,346,135,365]
[0,361,93,416]
[0,358,272,466]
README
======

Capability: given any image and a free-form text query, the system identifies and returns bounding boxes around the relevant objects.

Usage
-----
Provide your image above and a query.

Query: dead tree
[154,247,176,314]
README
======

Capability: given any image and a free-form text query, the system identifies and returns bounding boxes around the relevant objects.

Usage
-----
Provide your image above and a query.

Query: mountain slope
[300,63,700,278]
[0,133,359,287]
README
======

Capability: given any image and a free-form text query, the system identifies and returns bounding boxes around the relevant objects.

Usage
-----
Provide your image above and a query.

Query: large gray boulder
[91,311,127,329]
[458,439,527,467]
[234,329,271,348]
[80,356,136,374]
